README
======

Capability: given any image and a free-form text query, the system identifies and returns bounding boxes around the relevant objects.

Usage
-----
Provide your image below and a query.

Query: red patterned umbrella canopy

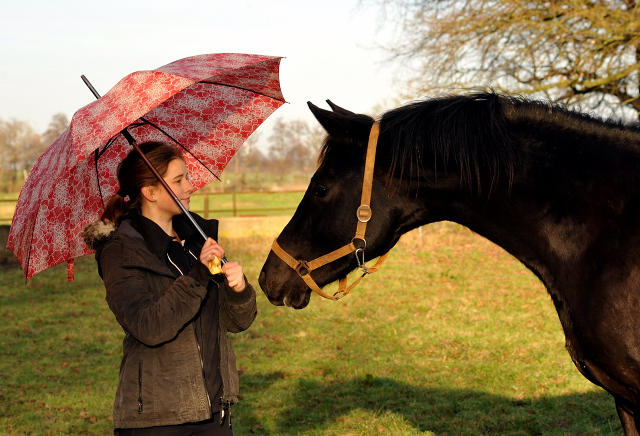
[7,53,286,280]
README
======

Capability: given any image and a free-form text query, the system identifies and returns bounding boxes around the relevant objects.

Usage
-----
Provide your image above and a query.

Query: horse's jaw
[258,269,312,309]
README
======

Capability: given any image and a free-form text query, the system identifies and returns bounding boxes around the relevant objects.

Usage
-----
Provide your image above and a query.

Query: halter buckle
[356,204,372,222]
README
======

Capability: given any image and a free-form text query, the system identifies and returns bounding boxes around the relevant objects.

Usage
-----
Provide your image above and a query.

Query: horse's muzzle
[258,269,312,309]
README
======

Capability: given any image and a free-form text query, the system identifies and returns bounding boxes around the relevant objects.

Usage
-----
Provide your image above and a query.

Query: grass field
[0,220,621,435]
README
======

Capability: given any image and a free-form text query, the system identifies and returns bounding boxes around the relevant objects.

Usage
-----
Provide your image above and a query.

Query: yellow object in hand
[208,256,223,275]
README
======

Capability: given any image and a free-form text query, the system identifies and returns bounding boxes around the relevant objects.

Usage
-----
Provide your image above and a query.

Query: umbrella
[7,53,286,281]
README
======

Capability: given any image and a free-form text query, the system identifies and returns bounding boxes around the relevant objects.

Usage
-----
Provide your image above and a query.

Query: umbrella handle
[81,75,227,265]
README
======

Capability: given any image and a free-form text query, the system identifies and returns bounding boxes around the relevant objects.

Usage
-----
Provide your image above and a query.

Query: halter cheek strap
[270,122,390,301]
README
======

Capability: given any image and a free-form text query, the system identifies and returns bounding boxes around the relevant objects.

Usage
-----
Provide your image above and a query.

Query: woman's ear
[141,186,156,202]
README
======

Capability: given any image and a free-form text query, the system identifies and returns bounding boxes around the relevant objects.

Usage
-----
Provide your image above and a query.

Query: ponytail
[100,191,141,226]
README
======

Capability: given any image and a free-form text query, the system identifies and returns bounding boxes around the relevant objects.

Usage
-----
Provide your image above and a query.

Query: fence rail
[0,190,306,226]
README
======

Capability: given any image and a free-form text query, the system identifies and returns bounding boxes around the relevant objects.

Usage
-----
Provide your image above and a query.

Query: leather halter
[270,122,390,301]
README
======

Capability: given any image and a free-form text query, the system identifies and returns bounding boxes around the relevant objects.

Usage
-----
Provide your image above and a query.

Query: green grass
[0,222,621,435]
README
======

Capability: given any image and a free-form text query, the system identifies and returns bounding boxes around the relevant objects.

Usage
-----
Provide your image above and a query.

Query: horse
[258,91,640,435]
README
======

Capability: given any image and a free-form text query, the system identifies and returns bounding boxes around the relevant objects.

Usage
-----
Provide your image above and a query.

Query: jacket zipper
[172,243,212,412]
[138,360,143,413]
[193,323,212,411]
[166,253,185,275]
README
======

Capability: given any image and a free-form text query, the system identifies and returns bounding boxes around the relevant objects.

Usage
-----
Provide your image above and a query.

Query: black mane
[376,92,640,195]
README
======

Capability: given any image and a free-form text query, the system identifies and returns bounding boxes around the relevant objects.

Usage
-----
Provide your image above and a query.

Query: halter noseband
[270,122,389,301]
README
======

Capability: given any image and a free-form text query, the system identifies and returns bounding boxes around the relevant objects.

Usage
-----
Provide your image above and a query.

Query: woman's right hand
[199,237,225,268]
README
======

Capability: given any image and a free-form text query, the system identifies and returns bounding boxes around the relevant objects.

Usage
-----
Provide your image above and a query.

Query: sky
[1,0,404,150]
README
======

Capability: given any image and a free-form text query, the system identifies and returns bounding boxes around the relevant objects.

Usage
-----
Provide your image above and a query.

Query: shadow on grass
[236,372,621,435]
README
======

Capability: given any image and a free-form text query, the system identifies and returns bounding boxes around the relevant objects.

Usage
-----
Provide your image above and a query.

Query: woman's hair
[101,141,183,226]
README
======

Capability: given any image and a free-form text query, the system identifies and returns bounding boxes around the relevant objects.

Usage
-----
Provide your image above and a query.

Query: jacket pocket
[138,360,143,413]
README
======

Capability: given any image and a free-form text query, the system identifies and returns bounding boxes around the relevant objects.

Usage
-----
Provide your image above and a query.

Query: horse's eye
[313,185,328,198]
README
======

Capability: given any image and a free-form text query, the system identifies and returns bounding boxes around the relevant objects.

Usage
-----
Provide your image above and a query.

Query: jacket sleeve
[218,277,257,334]
[101,240,209,346]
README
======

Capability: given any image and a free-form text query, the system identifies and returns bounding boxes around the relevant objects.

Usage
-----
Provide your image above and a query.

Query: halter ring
[351,237,366,250]
[295,260,311,277]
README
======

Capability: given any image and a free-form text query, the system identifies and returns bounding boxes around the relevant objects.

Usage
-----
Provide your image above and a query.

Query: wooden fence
[0,190,305,226]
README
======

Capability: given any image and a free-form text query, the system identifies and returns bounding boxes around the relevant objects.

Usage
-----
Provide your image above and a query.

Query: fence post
[232,192,237,217]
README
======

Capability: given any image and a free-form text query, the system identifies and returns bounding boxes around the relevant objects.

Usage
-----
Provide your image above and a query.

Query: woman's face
[153,158,193,216]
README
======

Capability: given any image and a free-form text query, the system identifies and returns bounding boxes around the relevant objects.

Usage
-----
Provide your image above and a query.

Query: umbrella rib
[21,209,37,281]
[132,118,221,182]
[200,81,286,102]
[24,228,34,281]
[97,136,119,160]
[94,148,106,207]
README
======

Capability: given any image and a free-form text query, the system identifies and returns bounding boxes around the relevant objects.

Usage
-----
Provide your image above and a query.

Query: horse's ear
[307,101,372,146]
[308,101,350,136]
[326,100,355,116]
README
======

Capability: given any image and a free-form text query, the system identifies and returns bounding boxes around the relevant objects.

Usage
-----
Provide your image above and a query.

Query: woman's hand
[199,237,224,268]
[222,261,246,293]
[199,238,246,292]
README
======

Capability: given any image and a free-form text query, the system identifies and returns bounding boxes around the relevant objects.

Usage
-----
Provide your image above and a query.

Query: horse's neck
[447,200,560,286]
[438,169,639,304]
[428,122,640,288]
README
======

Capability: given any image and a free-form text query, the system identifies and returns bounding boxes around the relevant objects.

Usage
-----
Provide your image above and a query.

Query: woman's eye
[313,185,328,198]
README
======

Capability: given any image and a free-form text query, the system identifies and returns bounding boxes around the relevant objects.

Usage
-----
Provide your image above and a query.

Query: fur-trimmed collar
[82,220,116,251]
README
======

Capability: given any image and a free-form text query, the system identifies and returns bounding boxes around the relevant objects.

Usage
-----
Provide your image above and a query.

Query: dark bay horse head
[259,94,518,308]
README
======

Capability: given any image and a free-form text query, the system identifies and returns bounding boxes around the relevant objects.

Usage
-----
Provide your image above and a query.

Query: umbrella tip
[81,75,102,99]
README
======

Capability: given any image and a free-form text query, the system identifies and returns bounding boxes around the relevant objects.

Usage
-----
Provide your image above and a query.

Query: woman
[83,141,257,435]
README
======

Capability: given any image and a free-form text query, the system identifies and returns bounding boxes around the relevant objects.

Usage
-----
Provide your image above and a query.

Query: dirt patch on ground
[0,225,20,270]
[0,253,20,269]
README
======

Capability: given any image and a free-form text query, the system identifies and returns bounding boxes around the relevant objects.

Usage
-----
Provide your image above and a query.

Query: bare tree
[227,132,268,190]
[268,118,320,182]
[0,119,42,191]
[41,113,69,147]
[371,0,640,117]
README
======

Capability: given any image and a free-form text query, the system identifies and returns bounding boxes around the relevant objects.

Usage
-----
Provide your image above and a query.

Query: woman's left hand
[222,261,246,293]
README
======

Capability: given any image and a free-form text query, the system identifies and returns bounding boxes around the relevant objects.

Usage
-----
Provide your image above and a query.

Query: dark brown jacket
[83,213,257,429]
